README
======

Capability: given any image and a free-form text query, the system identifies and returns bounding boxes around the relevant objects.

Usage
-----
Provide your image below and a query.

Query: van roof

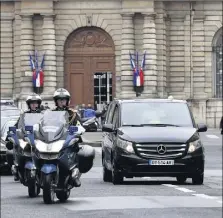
[113,98,187,104]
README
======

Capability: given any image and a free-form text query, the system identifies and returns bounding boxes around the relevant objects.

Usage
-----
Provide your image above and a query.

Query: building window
[212,28,222,98]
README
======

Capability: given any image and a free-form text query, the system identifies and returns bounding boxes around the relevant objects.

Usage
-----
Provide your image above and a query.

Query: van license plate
[149,160,174,165]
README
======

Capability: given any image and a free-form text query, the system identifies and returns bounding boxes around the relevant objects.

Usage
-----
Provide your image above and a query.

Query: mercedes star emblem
[157,144,167,154]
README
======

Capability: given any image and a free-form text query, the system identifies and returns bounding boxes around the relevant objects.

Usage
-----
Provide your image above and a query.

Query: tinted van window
[121,102,193,127]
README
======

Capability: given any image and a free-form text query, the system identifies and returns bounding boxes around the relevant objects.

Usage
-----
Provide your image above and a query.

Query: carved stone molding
[86,14,92,26]
[41,14,56,21]
[65,27,114,49]
[142,12,156,20]
[121,12,135,18]
[20,14,33,21]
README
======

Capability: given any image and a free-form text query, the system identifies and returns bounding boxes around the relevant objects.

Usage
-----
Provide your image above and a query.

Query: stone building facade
[0,0,222,127]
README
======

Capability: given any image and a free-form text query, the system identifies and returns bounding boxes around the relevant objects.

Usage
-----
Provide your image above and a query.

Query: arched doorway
[64,27,115,107]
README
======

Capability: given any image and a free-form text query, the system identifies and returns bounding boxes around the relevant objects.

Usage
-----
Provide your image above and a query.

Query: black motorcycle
[6,113,43,197]
[25,110,95,204]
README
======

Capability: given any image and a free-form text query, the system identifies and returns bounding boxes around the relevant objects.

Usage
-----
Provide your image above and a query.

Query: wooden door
[65,57,90,106]
[64,27,115,106]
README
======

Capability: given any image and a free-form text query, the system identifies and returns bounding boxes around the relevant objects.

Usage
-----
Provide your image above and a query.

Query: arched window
[212,28,222,98]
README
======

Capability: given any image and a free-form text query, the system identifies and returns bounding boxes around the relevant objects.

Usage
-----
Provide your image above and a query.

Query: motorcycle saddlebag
[78,145,95,173]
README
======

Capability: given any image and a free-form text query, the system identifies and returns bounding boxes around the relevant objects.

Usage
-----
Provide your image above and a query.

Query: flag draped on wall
[129,51,146,87]
[29,50,45,88]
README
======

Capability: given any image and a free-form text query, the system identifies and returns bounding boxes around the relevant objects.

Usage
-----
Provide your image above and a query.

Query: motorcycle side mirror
[69,126,78,134]
[25,125,33,134]
[8,126,16,134]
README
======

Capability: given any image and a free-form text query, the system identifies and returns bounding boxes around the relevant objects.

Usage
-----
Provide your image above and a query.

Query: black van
[101,98,207,185]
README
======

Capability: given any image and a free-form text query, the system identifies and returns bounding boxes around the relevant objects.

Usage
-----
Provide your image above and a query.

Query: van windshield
[121,102,194,127]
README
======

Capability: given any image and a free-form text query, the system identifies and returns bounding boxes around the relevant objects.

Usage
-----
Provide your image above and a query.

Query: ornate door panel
[64,57,90,106]
[64,27,115,106]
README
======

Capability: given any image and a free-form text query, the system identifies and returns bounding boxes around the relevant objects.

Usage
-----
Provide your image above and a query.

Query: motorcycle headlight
[188,139,202,153]
[117,138,134,154]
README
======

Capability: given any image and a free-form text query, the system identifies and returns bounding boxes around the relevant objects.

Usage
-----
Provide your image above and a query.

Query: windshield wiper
[141,124,180,127]
[123,124,145,127]
[122,124,180,127]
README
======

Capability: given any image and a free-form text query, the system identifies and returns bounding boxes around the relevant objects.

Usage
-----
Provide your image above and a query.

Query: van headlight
[117,138,134,154]
[188,139,202,153]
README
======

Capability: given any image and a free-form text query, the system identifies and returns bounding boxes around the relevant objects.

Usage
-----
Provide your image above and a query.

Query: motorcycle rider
[52,88,83,187]
[5,93,43,181]
[52,88,82,126]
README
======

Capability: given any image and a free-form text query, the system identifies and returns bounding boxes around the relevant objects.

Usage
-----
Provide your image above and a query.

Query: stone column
[120,13,136,98]
[14,14,22,99]
[20,14,34,108]
[142,13,157,97]
[184,14,191,99]
[41,14,57,99]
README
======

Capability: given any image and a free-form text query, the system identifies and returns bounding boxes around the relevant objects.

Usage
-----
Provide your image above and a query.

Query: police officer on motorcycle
[52,88,83,187]
[5,93,43,181]
[52,88,82,126]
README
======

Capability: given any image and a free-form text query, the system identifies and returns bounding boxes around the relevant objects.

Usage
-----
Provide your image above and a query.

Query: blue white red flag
[139,51,146,86]
[30,50,44,88]
[129,52,138,86]
[129,51,145,87]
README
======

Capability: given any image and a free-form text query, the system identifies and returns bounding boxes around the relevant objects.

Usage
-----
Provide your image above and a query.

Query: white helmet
[26,93,42,108]
[53,88,70,106]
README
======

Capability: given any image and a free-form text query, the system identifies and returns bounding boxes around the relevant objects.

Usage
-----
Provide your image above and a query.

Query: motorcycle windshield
[39,111,69,143]
[18,113,44,131]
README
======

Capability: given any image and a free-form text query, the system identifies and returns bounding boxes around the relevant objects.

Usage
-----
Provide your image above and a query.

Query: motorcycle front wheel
[56,190,70,203]
[43,174,55,204]
[25,170,40,198]
[28,179,40,198]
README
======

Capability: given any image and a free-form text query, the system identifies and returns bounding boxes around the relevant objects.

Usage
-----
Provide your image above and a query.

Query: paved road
[1,129,222,218]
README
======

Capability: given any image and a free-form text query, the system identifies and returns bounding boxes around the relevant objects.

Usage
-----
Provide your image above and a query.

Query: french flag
[139,51,145,87]
[29,52,36,87]
[130,51,144,87]
[129,52,137,86]
[32,51,44,87]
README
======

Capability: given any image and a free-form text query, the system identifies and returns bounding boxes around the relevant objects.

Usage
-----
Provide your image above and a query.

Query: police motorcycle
[25,110,95,204]
[6,113,43,197]
[81,109,102,132]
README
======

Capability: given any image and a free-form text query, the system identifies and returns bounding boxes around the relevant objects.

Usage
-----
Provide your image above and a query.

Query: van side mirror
[102,124,114,132]
[197,123,207,132]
